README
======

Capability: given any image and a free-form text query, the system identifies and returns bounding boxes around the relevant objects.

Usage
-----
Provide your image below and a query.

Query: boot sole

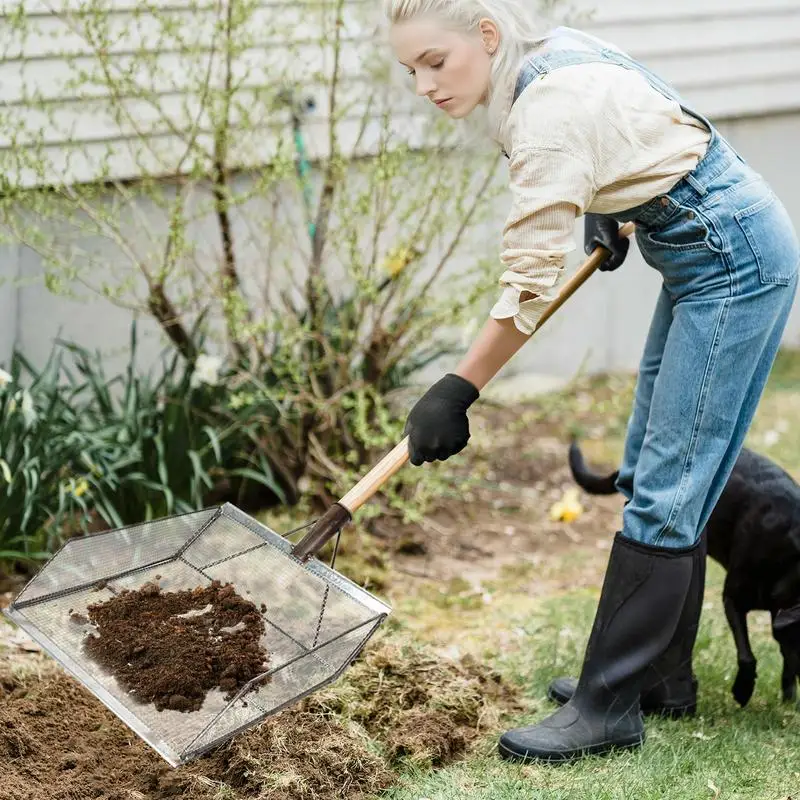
[498,732,645,764]
[546,686,697,720]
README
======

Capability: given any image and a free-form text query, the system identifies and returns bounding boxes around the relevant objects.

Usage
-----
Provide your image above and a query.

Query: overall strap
[511,26,711,133]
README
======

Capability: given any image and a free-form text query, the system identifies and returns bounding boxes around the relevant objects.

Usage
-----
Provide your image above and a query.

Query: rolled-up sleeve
[491,145,596,334]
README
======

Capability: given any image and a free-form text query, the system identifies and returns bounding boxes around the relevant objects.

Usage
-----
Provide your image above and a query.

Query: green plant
[0,350,86,563]
[58,322,287,527]
[0,320,293,568]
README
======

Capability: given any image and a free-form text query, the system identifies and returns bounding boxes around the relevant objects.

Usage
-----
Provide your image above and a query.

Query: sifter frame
[3,502,391,766]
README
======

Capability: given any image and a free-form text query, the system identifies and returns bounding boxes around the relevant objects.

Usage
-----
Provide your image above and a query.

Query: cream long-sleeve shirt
[490,56,711,334]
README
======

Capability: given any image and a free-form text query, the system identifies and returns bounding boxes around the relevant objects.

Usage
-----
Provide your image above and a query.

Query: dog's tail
[568,440,620,495]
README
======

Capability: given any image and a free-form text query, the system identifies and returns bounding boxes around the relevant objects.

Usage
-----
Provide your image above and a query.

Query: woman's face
[389,18,495,119]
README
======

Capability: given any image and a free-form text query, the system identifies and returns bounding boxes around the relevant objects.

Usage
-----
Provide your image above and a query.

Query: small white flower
[191,354,223,388]
[0,368,11,390]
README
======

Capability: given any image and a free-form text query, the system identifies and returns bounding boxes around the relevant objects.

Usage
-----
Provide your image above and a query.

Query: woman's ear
[478,18,500,54]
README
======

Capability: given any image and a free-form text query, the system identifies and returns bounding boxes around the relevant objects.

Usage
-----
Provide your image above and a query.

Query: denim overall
[512,28,800,549]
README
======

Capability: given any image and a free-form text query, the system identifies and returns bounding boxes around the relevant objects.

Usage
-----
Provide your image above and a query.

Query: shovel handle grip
[292,222,635,560]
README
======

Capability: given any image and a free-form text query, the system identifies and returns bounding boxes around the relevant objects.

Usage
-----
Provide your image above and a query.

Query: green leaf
[202,425,222,462]
[228,467,285,502]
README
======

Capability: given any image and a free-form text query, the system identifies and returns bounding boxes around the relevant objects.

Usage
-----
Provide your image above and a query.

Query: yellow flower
[383,245,421,278]
[549,488,584,523]
[72,478,90,498]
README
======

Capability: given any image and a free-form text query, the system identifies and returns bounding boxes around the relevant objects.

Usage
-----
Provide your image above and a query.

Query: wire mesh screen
[4,503,390,766]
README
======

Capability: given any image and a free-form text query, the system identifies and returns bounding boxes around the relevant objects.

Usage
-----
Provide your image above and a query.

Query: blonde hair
[384,0,546,135]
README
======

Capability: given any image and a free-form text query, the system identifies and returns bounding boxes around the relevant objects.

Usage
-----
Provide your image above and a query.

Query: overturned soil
[0,669,393,800]
[81,579,270,712]
[303,637,523,768]
[0,634,519,800]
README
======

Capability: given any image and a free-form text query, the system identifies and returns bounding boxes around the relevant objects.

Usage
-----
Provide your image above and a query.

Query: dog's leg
[724,594,757,706]
[778,643,798,704]
[772,606,800,705]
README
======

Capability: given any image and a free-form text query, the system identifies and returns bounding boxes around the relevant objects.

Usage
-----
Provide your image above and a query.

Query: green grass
[386,562,800,800]
[763,348,800,391]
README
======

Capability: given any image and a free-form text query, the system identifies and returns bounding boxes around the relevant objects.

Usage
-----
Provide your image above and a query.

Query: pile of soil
[79,579,270,712]
[0,630,521,799]
[0,670,392,800]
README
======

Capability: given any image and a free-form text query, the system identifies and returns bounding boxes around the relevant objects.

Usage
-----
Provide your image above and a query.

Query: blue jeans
[611,131,799,549]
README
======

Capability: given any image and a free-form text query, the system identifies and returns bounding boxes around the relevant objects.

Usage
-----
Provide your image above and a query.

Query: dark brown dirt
[0,635,521,799]
[385,707,470,764]
[0,670,392,800]
[82,579,270,712]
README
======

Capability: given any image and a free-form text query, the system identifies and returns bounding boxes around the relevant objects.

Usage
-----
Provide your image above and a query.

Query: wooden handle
[339,437,410,513]
[534,221,635,332]
[290,437,410,560]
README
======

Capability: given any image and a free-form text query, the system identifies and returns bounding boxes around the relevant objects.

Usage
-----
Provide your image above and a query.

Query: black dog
[569,441,800,707]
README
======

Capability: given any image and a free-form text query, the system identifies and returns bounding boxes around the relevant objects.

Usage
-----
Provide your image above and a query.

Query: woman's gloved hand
[585,214,629,272]
[404,374,479,465]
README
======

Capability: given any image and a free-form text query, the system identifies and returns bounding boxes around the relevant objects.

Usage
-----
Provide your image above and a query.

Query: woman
[386,0,800,764]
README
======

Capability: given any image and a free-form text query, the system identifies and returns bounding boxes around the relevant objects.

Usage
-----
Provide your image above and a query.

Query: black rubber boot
[547,532,707,718]
[498,533,698,763]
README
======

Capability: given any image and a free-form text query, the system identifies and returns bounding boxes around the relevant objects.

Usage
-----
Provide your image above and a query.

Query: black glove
[584,214,629,272]
[404,374,479,466]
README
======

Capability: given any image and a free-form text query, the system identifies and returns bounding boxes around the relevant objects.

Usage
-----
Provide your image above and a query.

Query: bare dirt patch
[365,400,626,590]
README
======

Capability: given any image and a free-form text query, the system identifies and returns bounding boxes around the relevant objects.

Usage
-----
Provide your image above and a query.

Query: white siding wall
[3,0,799,187]
[0,0,420,187]
[2,1,800,379]
[582,0,800,119]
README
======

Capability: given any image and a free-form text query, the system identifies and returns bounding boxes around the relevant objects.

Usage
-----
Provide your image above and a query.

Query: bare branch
[306,0,346,325]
